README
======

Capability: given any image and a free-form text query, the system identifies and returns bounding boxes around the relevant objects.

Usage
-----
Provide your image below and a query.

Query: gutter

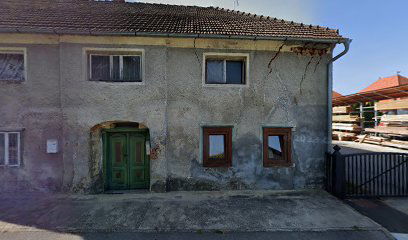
[0,27,348,44]
[327,39,351,152]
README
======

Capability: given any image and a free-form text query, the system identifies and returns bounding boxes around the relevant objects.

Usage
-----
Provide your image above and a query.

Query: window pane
[226,61,244,84]
[112,56,120,81]
[206,60,224,84]
[91,55,110,80]
[123,56,141,82]
[8,133,19,165]
[209,135,225,159]
[0,53,24,81]
[267,135,284,160]
[0,134,4,165]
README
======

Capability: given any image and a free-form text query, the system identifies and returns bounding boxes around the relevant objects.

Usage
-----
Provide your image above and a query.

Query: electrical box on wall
[46,139,58,153]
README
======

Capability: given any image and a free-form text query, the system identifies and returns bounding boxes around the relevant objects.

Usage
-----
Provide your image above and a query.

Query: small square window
[263,128,292,167]
[204,55,246,85]
[0,51,25,81]
[89,52,142,82]
[0,132,21,167]
[203,127,232,167]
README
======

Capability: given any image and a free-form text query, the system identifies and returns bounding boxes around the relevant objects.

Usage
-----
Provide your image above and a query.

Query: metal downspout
[327,39,351,152]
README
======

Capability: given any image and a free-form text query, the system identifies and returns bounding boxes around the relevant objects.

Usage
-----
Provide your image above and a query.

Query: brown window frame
[203,127,232,168]
[263,127,292,167]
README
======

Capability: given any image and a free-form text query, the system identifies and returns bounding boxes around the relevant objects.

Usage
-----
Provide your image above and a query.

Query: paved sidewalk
[0,190,392,239]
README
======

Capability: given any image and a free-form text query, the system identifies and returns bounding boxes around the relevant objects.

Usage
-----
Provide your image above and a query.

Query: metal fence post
[332,145,346,198]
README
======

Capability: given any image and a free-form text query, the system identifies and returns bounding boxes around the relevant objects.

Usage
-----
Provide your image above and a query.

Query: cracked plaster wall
[0,41,331,192]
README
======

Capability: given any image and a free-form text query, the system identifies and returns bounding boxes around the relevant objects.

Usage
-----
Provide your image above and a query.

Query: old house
[0,0,348,193]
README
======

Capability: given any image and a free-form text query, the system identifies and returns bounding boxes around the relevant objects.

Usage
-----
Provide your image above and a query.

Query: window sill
[89,79,144,85]
[203,83,248,88]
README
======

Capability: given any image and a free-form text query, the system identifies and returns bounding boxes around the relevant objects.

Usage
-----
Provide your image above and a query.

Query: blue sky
[139,0,408,95]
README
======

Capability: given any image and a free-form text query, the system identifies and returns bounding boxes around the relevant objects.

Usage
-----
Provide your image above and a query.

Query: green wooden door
[106,131,149,190]
[128,133,149,189]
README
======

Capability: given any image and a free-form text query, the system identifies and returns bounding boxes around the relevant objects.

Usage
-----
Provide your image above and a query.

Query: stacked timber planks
[332,106,361,141]
[364,114,408,137]
[380,114,408,125]
[333,106,351,114]
[358,101,408,148]
[332,115,361,122]
[375,98,408,111]
[332,123,361,131]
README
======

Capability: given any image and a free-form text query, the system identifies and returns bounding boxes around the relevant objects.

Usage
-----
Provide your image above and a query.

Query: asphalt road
[0,231,393,240]
[346,198,408,234]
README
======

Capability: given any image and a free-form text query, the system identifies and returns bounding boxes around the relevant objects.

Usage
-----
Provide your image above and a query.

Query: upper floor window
[0,49,26,82]
[263,127,292,167]
[88,50,143,82]
[203,53,248,85]
[0,132,21,167]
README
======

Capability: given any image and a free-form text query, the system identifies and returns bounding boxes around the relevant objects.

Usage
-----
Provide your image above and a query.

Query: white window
[0,132,21,166]
[89,53,143,82]
[0,49,26,82]
[203,53,249,86]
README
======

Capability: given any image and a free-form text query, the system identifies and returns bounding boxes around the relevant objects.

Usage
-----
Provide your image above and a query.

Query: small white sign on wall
[47,139,58,154]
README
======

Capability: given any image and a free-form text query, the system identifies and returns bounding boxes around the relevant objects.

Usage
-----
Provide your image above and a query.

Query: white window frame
[0,47,27,82]
[83,48,145,84]
[202,52,249,87]
[0,132,21,167]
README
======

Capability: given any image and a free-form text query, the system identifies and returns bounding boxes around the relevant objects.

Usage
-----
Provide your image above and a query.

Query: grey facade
[0,38,332,193]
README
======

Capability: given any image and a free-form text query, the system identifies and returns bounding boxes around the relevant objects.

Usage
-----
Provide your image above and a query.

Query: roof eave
[0,27,349,44]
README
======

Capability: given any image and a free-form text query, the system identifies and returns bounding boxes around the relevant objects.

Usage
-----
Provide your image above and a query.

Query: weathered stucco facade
[0,34,332,193]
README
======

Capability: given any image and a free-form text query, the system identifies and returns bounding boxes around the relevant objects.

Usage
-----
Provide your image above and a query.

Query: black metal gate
[326,146,408,198]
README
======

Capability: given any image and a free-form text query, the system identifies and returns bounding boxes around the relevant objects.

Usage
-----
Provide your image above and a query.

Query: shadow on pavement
[346,198,408,233]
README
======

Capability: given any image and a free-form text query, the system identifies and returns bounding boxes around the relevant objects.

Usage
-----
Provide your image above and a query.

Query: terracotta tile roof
[359,75,408,93]
[0,0,344,41]
[332,91,343,99]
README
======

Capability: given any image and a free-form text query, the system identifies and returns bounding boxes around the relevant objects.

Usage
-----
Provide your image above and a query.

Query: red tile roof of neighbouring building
[332,91,343,99]
[0,0,345,41]
[359,75,408,93]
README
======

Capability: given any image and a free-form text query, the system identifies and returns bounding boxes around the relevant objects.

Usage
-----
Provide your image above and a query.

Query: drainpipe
[327,39,351,152]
